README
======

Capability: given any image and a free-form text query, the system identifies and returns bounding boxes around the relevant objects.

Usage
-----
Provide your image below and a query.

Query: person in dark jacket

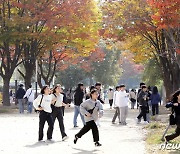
[137,82,146,109]
[150,86,161,116]
[16,84,26,114]
[73,83,85,127]
[95,82,104,104]
[165,90,180,142]
[136,85,149,124]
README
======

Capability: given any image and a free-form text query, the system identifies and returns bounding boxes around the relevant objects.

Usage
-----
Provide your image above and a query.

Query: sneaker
[112,122,115,124]
[74,135,78,144]
[62,136,69,141]
[164,136,168,144]
[143,121,149,125]
[136,118,141,124]
[46,139,55,143]
[95,142,102,147]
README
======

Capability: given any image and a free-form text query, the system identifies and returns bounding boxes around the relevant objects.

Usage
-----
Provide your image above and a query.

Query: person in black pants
[51,85,68,141]
[165,90,180,142]
[137,85,149,124]
[33,86,53,141]
[74,89,103,146]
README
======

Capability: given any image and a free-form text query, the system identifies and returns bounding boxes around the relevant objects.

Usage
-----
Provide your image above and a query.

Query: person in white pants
[118,84,129,125]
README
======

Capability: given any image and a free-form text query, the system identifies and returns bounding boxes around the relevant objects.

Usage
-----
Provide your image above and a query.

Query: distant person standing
[95,82,104,104]
[150,86,161,116]
[66,88,73,105]
[23,85,35,114]
[16,84,26,114]
[129,89,136,109]
[108,88,114,109]
[73,83,85,127]
[112,86,121,124]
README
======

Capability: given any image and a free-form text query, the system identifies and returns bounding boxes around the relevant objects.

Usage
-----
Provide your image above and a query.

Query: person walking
[23,85,35,114]
[129,89,136,109]
[136,85,149,124]
[150,86,161,116]
[74,89,103,146]
[95,82,104,104]
[112,86,121,124]
[118,84,129,125]
[108,88,114,109]
[137,82,146,109]
[51,85,68,141]
[16,84,26,114]
[66,88,73,105]
[165,90,180,142]
[33,86,53,141]
[73,83,85,127]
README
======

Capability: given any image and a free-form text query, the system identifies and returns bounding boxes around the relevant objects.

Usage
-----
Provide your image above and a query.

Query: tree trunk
[2,77,10,106]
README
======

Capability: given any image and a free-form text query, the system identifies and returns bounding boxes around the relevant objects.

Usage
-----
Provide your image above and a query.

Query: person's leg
[61,106,65,116]
[18,99,22,113]
[165,126,180,141]
[38,111,47,141]
[73,105,79,127]
[57,108,67,138]
[76,121,91,138]
[46,113,54,140]
[117,107,121,123]
[110,99,113,107]
[124,106,128,123]
[120,107,125,123]
[152,105,155,116]
[156,104,159,115]
[78,106,85,126]
[137,106,143,120]
[22,99,24,113]
[91,121,99,142]
[112,107,118,123]
[142,107,147,121]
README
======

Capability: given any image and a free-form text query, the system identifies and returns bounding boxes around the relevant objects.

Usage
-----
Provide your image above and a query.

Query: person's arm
[33,95,41,109]
[23,89,29,98]
[98,101,104,118]
[166,102,173,108]
[80,101,91,117]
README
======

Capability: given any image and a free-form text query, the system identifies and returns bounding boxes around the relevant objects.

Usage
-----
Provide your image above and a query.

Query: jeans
[76,120,99,142]
[52,107,67,138]
[18,99,24,114]
[112,107,120,123]
[73,105,85,127]
[39,111,53,141]
[27,101,33,113]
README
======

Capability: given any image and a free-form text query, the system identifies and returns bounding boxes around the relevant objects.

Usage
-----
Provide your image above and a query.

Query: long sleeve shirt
[33,94,52,113]
[23,88,35,103]
[118,90,129,108]
[80,99,103,122]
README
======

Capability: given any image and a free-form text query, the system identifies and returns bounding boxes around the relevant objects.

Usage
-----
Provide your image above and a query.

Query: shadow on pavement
[72,148,100,154]
[24,141,55,148]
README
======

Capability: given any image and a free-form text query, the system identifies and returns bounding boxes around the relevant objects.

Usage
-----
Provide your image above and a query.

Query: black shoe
[164,136,168,144]
[74,135,78,144]
[95,142,102,147]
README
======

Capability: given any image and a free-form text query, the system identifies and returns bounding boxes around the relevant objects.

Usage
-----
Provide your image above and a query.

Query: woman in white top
[51,85,68,141]
[33,85,53,141]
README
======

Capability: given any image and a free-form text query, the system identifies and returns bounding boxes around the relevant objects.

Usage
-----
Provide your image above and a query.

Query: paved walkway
[0,105,146,154]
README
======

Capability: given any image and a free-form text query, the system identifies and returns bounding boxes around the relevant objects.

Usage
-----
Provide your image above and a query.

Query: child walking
[74,89,103,146]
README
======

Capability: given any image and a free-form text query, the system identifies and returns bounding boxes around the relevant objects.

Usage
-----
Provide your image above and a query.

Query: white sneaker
[143,121,149,125]
[62,136,69,141]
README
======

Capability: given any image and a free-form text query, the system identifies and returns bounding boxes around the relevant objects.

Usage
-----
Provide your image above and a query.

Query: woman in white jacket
[33,85,53,141]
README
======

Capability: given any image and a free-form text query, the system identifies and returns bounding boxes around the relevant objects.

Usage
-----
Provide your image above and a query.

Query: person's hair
[53,85,60,94]
[119,84,125,88]
[95,82,101,86]
[140,82,145,87]
[152,86,158,94]
[90,85,95,92]
[142,85,147,89]
[171,90,180,103]
[19,84,24,87]
[29,85,32,88]
[75,83,84,92]
[109,88,112,91]
[116,86,120,90]
[41,85,49,94]
[131,89,135,92]
[90,88,98,98]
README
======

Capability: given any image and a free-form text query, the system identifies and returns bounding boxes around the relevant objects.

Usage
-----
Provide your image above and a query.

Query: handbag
[169,108,176,125]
